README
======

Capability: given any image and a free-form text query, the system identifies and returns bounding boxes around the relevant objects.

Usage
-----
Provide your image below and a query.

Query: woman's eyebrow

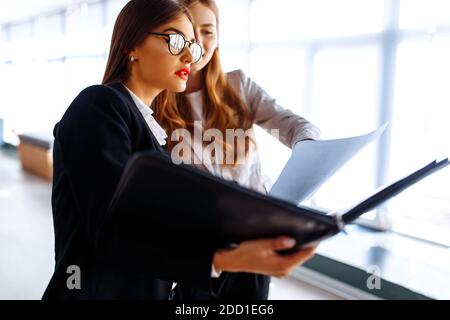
[200,23,215,28]
[163,27,195,42]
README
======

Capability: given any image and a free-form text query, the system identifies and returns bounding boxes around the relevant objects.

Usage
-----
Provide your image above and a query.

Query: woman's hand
[213,236,317,278]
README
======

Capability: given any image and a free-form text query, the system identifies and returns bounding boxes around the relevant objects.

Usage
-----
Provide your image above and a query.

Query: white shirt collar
[124,86,168,146]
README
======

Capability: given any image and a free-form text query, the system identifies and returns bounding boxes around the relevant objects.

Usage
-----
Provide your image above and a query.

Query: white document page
[269,123,388,205]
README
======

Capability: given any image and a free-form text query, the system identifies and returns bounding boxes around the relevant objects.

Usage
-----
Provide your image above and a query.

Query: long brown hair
[157,0,254,164]
[102,0,192,122]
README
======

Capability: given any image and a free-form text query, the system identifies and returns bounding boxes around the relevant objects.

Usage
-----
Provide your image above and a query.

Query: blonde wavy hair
[154,0,255,165]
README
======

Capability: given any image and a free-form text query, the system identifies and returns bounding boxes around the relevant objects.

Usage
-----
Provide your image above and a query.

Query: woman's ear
[129,48,138,62]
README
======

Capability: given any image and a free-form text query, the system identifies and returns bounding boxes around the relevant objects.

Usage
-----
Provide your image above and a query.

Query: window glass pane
[1,25,9,42]
[219,48,248,73]
[216,0,250,45]
[66,2,103,32]
[65,2,106,56]
[103,0,128,52]
[399,0,450,30]
[34,35,65,60]
[250,48,304,113]
[309,47,379,213]
[390,38,450,245]
[64,28,106,56]
[0,26,10,62]
[249,48,305,184]
[1,60,66,144]
[64,57,106,104]
[9,21,34,61]
[35,12,63,38]
[34,13,65,60]
[105,0,129,53]
[1,57,105,145]
[10,21,32,41]
[106,0,129,28]
[42,61,67,128]
[0,63,14,143]
[28,61,66,132]
[9,39,34,61]
[250,0,384,42]
[4,62,38,142]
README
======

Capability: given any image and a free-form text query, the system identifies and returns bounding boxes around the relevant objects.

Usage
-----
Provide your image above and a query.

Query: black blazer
[42,83,217,300]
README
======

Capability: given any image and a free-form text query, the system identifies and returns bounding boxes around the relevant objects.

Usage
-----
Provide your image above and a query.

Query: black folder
[108,152,449,254]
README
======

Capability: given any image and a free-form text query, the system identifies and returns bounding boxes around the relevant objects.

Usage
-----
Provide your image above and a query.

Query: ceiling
[0,0,85,24]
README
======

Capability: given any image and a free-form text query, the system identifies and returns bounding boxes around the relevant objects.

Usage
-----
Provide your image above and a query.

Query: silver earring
[130,56,135,62]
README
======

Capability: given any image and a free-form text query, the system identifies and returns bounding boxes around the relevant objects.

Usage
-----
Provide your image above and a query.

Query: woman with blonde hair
[155,0,322,300]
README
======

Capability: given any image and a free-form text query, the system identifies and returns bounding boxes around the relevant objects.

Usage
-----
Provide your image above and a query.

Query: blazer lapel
[107,82,166,152]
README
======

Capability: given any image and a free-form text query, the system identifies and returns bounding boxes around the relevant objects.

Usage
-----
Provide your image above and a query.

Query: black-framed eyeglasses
[148,32,203,63]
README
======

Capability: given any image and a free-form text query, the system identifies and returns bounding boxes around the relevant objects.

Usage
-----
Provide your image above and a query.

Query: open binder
[108,151,449,254]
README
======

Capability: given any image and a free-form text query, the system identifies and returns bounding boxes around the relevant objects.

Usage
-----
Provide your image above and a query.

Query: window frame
[219,0,450,243]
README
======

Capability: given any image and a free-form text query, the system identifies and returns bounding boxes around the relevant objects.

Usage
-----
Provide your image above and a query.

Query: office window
[249,48,305,114]
[2,22,34,144]
[34,13,64,60]
[389,37,450,245]
[215,0,450,244]
[106,0,129,28]
[0,1,110,145]
[218,48,248,74]
[65,2,105,56]
[9,21,33,61]
[214,1,384,220]
[250,48,306,183]
[0,24,8,42]
[105,0,129,52]
[309,47,379,213]
[217,0,250,46]
[10,20,32,40]
[0,25,10,62]
[250,0,384,42]
[1,59,65,145]
[35,12,64,37]
[66,2,104,32]
[65,57,106,104]
[399,0,450,30]
[1,24,9,44]
[0,63,13,142]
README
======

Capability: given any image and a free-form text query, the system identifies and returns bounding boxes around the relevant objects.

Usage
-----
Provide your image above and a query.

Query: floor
[0,149,54,299]
[0,148,340,300]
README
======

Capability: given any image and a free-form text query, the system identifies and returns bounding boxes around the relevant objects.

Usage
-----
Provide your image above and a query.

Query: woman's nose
[181,46,195,64]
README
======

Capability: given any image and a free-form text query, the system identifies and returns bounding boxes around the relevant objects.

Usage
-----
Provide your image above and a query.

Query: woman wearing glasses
[164,0,322,300]
[43,0,316,300]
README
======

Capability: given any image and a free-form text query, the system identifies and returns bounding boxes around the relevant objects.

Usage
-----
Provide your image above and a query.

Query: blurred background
[0,0,449,299]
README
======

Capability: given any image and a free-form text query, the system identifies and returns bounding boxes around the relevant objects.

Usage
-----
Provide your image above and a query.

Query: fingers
[270,246,317,278]
[261,236,295,251]
[280,246,316,264]
[243,237,295,251]
[222,237,318,278]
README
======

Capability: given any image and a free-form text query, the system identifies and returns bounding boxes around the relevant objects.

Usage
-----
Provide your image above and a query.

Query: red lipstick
[175,68,190,80]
